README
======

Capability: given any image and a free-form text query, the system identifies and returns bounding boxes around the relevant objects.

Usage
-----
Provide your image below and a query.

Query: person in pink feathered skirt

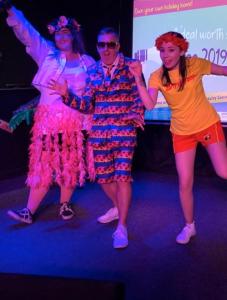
[3,3,96,223]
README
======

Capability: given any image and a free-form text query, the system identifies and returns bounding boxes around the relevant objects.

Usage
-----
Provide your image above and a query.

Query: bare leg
[27,186,49,214]
[59,185,75,204]
[100,182,117,207]
[175,148,196,224]
[116,181,132,227]
[206,141,227,179]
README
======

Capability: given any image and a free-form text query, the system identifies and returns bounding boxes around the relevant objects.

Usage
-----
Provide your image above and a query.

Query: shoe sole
[113,242,128,249]
[60,214,75,220]
[97,215,119,224]
[176,233,196,245]
[7,210,33,224]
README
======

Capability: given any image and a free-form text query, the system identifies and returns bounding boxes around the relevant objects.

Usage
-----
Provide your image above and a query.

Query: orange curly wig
[155,32,189,52]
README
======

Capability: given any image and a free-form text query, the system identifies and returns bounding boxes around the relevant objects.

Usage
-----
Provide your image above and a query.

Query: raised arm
[6,6,50,65]
[129,61,158,110]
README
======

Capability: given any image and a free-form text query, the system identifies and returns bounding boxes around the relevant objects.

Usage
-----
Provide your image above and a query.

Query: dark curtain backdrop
[0,0,133,87]
[0,0,134,178]
[0,0,219,179]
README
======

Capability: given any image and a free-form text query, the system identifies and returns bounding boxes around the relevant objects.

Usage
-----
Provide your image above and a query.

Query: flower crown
[155,32,189,52]
[47,16,81,35]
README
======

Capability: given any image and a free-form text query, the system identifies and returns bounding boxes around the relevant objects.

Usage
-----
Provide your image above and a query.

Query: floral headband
[47,16,81,34]
[155,32,189,52]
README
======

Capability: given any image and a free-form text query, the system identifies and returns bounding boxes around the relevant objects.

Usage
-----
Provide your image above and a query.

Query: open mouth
[164,60,171,65]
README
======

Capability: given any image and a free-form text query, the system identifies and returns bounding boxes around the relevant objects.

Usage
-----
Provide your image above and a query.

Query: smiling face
[54,27,73,51]
[159,42,185,70]
[97,33,120,65]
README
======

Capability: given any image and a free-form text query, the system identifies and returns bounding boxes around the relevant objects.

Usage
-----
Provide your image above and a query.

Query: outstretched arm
[211,63,227,76]
[129,61,158,110]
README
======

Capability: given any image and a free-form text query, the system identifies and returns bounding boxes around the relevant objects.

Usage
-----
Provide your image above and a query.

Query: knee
[117,181,131,191]
[117,181,130,187]
[216,169,227,180]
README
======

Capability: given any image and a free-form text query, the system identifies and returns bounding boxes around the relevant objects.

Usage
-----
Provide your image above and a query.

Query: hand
[0,119,13,133]
[47,79,68,97]
[122,113,145,130]
[0,0,12,12]
[129,61,143,78]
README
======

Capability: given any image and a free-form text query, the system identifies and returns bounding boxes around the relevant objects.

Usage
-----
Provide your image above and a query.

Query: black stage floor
[0,171,227,300]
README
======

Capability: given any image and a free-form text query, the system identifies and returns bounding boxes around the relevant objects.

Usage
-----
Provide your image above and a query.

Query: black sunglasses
[97,41,118,49]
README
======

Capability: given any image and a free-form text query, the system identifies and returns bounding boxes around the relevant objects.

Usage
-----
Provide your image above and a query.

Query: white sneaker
[176,222,196,244]
[113,225,128,249]
[97,207,119,224]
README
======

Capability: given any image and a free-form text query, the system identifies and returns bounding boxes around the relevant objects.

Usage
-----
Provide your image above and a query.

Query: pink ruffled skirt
[26,104,95,188]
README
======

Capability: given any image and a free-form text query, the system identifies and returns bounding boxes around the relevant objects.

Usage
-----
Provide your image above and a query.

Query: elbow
[146,104,154,110]
[145,102,155,110]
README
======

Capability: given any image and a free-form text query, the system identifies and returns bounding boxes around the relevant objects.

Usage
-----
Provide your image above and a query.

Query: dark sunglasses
[97,41,118,49]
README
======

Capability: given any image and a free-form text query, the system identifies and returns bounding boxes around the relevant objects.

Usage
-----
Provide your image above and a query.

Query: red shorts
[172,121,225,153]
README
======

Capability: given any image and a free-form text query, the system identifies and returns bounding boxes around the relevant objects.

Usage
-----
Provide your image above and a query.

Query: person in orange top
[129,31,227,244]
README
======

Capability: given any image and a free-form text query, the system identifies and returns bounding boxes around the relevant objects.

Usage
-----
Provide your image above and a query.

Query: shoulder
[46,40,55,50]
[187,56,211,68]
[85,61,101,82]
[148,67,162,88]
[81,54,96,67]
[187,56,211,75]
[150,67,162,79]
[87,60,99,72]
[46,45,61,57]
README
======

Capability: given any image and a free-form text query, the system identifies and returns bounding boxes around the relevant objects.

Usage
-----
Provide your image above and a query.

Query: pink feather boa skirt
[26,104,95,188]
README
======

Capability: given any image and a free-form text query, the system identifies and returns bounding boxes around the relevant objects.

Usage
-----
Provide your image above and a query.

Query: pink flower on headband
[58,16,68,28]
[47,16,81,34]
